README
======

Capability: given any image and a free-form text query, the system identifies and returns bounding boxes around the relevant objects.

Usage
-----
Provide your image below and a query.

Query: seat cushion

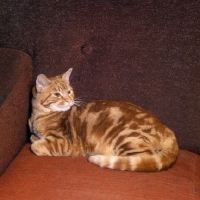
[0,144,199,200]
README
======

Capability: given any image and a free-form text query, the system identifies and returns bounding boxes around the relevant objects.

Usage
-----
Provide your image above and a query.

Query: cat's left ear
[36,74,51,93]
[62,68,73,83]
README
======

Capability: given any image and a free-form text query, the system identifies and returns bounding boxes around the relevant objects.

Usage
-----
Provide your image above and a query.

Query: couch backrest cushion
[0,48,32,175]
[0,1,200,154]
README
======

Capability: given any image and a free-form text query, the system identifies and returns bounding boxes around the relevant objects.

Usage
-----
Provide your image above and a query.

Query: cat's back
[71,100,164,128]
[69,100,177,159]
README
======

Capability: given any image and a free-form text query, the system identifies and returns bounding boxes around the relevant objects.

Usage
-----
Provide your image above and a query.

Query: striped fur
[29,68,179,172]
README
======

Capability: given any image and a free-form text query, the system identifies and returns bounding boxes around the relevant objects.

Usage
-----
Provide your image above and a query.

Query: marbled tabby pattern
[29,68,179,172]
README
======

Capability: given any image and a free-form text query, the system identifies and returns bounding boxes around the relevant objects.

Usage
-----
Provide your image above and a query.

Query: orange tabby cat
[29,68,179,172]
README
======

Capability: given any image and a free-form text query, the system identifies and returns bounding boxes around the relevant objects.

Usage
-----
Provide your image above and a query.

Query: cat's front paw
[31,140,53,156]
[30,134,39,143]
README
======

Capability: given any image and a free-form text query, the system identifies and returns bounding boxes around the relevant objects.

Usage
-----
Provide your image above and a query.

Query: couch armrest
[0,48,32,175]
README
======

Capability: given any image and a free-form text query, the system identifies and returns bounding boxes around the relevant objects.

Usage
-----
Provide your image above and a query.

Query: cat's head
[33,68,74,112]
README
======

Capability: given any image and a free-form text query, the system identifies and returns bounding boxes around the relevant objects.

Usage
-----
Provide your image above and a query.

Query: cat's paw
[30,134,39,143]
[31,141,51,156]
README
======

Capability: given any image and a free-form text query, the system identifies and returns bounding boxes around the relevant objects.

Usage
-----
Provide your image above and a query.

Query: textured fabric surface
[0,0,199,154]
[0,49,32,175]
[0,144,199,200]
[0,49,30,106]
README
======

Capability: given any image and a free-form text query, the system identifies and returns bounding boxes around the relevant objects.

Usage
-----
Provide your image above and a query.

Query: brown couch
[0,1,200,199]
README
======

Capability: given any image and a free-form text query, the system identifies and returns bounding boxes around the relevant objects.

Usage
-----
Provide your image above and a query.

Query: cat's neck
[31,98,50,114]
[31,99,65,122]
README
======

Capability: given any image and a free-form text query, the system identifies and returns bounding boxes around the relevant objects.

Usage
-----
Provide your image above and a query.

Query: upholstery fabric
[0,0,199,154]
[0,49,32,175]
[0,1,200,199]
[0,144,199,200]
[0,49,28,107]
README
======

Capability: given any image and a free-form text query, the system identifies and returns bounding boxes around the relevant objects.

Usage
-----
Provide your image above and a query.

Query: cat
[28,68,179,172]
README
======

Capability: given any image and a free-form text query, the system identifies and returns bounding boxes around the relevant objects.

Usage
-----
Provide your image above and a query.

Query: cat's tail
[88,140,179,172]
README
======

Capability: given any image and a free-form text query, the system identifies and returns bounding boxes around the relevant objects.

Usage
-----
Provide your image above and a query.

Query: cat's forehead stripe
[52,80,70,92]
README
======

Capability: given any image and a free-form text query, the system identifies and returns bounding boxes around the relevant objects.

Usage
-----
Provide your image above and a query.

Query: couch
[0,1,199,199]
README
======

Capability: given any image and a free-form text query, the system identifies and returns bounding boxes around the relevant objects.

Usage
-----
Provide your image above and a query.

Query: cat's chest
[30,117,47,137]
[31,112,66,136]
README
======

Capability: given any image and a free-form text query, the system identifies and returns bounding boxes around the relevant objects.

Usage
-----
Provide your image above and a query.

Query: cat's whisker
[74,97,86,107]
[74,101,86,107]
[74,96,85,101]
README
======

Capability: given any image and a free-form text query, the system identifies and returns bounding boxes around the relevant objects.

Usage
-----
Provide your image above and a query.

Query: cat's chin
[50,105,73,112]
[49,101,74,112]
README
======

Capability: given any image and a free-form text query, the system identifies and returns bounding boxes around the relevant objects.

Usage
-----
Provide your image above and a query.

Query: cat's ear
[36,74,51,92]
[62,68,73,83]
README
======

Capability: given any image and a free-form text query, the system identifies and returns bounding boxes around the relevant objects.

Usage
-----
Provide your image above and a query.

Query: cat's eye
[68,90,72,94]
[54,93,62,97]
